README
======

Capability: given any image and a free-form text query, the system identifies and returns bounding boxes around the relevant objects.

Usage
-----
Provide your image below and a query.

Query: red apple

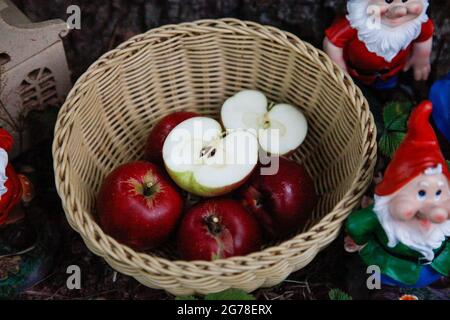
[239,157,317,238]
[163,117,259,197]
[96,161,183,250]
[144,111,199,164]
[177,198,262,261]
[221,90,308,156]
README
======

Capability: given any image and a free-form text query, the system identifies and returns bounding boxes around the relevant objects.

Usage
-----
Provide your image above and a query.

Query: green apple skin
[165,166,253,197]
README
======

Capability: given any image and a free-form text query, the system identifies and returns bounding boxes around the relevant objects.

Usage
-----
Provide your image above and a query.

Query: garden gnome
[0,128,22,225]
[346,101,450,287]
[324,0,434,90]
[0,128,57,298]
[0,128,32,226]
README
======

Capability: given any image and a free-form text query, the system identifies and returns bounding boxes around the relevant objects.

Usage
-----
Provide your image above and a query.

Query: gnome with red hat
[323,0,434,90]
[0,128,32,226]
[346,101,450,287]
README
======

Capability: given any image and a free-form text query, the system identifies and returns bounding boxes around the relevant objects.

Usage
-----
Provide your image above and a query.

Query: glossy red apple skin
[239,157,317,238]
[177,198,262,261]
[144,111,199,164]
[96,161,183,251]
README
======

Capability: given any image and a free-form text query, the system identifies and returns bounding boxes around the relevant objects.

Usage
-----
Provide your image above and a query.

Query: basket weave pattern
[53,19,377,295]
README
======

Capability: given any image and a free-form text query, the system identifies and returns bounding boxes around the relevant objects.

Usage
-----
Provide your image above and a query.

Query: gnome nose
[387,5,408,18]
[424,207,449,224]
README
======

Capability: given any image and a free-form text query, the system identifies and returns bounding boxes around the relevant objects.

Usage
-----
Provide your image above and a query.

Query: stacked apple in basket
[96,90,317,261]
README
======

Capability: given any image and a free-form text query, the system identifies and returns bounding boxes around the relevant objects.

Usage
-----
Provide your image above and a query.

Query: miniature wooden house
[0,0,71,157]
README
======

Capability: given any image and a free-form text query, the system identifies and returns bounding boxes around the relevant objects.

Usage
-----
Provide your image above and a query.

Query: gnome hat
[0,128,13,152]
[0,128,21,225]
[375,101,450,196]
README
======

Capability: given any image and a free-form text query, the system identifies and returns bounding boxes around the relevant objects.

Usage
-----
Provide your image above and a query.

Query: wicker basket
[53,18,376,296]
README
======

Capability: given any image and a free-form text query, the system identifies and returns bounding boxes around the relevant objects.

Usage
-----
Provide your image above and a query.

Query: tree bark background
[12,0,450,82]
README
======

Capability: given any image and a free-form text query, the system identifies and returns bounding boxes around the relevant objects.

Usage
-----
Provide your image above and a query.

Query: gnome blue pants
[381,265,442,288]
[372,76,399,90]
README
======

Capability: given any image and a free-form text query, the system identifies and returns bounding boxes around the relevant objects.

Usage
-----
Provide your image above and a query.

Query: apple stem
[143,182,159,197]
[205,215,222,235]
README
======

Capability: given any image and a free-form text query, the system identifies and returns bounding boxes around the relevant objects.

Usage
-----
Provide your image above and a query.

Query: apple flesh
[96,161,183,250]
[177,198,263,261]
[239,157,317,238]
[163,117,259,197]
[221,90,308,156]
[144,111,199,164]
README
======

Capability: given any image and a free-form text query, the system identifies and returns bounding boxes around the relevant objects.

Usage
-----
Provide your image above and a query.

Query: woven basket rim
[53,18,377,276]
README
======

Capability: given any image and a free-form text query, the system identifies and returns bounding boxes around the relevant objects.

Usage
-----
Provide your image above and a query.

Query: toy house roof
[0,0,69,72]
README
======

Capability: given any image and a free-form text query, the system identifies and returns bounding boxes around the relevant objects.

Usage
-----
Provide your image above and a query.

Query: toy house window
[19,67,58,110]
[0,52,10,66]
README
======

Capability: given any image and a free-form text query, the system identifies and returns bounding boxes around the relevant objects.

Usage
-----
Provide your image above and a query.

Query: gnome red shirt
[0,129,22,225]
[325,17,434,85]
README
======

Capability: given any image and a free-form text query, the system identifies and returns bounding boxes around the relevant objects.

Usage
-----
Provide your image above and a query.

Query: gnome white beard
[347,0,429,62]
[374,195,450,261]
[0,148,8,197]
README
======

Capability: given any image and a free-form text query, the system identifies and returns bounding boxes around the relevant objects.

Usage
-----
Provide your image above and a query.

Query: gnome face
[0,129,13,199]
[0,148,8,197]
[347,0,429,62]
[387,167,450,225]
[374,170,450,261]
[368,0,426,27]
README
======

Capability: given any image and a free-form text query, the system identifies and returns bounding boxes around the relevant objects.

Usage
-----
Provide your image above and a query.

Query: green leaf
[383,101,412,131]
[387,113,409,132]
[175,295,198,300]
[379,101,412,158]
[204,289,256,300]
[328,289,353,300]
[447,161,450,172]
[379,132,406,158]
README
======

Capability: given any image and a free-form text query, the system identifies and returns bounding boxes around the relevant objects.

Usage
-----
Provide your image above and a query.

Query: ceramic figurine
[0,128,61,298]
[430,73,450,143]
[0,128,33,225]
[0,128,22,224]
[346,101,450,287]
[323,0,434,90]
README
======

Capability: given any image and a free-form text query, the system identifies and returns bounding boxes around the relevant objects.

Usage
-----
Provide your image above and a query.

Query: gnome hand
[323,37,348,73]
[18,174,34,204]
[344,235,365,253]
[404,38,432,81]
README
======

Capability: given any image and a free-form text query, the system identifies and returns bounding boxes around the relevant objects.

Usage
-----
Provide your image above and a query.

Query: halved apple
[162,117,259,197]
[221,90,308,155]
